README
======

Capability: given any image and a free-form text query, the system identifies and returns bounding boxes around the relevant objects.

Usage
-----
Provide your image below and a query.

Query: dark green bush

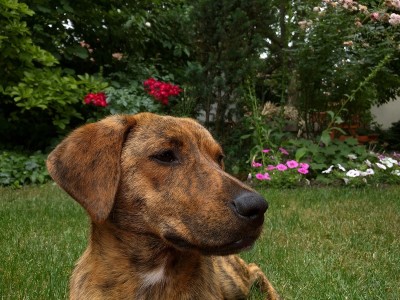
[0,151,50,187]
[383,120,400,150]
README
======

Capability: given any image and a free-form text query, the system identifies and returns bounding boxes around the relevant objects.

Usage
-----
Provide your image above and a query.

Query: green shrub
[292,137,372,174]
[0,0,108,150]
[105,83,161,115]
[5,71,108,130]
[0,151,50,187]
[383,120,400,150]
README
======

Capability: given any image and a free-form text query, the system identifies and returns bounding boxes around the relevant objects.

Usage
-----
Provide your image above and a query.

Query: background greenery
[1,184,399,299]
[1,0,399,152]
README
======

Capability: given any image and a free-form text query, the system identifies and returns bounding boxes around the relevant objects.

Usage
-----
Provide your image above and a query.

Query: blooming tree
[290,0,400,135]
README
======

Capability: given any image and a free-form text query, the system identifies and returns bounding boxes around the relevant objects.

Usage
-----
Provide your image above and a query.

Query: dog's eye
[152,150,178,164]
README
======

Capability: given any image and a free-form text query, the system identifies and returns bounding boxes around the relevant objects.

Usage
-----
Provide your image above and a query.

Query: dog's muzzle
[230,192,268,226]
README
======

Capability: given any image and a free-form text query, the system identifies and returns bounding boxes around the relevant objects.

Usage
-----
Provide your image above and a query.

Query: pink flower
[112,52,124,60]
[298,168,309,175]
[279,147,289,155]
[255,173,271,180]
[252,162,262,167]
[286,160,299,169]
[266,165,276,171]
[276,164,288,171]
[370,12,380,21]
[299,163,310,169]
[255,173,264,180]
[262,149,270,153]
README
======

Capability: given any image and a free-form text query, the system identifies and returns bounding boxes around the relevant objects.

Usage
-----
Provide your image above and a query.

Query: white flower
[322,165,334,174]
[365,159,372,167]
[337,164,346,171]
[360,169,374,176]
[348,154,357,160]
[376,163,387,170]
[392,170,400,176]
[365,168,375,175]
[380,157,398,168]
[145,22,152,27]
[346,169,361,177]
[389,13,400,26]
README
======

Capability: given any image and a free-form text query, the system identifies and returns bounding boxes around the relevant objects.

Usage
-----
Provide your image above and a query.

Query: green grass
[243,187,400,299]
[0,184,88,299]
[1,184,399,299]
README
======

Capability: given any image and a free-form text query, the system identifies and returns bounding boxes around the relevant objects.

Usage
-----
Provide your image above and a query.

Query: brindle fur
[47,113,280,300]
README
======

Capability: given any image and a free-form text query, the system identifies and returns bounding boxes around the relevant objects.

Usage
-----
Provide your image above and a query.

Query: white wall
[371,97,400,129]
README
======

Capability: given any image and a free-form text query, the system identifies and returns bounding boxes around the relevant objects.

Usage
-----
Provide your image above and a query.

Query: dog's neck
[73,221,218,298]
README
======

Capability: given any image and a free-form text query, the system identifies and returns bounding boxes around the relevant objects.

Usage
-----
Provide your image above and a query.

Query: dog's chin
[164,234,259,256]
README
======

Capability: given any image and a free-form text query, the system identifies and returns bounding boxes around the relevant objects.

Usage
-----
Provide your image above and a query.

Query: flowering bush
[143,78,182,105]
[320,152,400,186]
[249,147,310,188]
[84,92,108,107]
[292,0,400,138]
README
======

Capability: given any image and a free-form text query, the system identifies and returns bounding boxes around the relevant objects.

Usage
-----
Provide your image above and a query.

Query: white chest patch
[141,265,166,287]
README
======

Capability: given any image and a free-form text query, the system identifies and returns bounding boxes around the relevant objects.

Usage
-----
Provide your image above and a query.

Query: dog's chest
[133,258,223,300]
[140,264,166,287]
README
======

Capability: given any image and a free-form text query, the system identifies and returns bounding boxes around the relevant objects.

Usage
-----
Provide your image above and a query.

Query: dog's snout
[231,193,268,220]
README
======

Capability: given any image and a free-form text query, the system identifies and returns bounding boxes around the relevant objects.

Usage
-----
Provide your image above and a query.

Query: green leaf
[320,131,331,146]
[295,147,308,162]
[70,46,89,59]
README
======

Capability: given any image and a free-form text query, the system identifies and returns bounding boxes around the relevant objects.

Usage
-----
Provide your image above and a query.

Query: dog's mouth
[164,234,258,256]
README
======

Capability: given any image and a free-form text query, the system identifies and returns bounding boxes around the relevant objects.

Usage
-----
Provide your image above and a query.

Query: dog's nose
[231,193,268,220]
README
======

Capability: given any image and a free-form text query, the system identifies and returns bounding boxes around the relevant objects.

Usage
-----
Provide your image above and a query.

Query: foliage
[241,86,295,160]
[0,0,57,88]
[383,119,400,150]
[260,0,400,137]
[188,0,275,137]
[0,0,108,150]
[318,53,393,146]
[4,71,108,130]
[22,0,191,84]
[104,83,162,116]
[0,151,50,187]
[292,137,371,173]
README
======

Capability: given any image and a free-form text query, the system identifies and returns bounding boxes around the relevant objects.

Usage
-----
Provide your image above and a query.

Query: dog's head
[47,113,268,255]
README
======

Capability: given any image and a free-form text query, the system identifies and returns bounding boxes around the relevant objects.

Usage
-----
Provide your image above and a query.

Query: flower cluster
[321,152,400,185]
[84,92,107,107]
[250,147,310,187]
[317,0,400,27]
[143,78,182,105]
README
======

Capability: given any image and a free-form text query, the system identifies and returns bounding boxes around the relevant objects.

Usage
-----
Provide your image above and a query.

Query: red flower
[84,92,107,107]
[143,78,182,105]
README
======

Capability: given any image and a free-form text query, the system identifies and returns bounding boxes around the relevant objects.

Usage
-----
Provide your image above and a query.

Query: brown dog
[47,113,279,300]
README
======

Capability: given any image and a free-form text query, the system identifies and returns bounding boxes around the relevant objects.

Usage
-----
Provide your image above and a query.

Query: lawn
[1,184,399,299]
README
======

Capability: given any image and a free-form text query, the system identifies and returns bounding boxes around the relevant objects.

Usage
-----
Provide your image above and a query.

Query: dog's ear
[47,115,136,223]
